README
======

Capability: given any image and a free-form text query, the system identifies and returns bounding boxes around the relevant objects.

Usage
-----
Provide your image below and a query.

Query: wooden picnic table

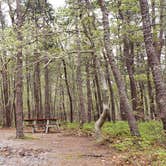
[24,118,60,133]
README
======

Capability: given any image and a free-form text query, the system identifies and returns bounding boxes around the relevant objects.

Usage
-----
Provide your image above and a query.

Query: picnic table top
[24,118,58,121]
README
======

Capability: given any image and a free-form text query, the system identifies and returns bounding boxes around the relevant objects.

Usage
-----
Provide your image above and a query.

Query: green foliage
[81,123,95,135]
[139,121,165,144]
[63,121,166,164]
[64,122,80,130]
[135,74,148,82]
[103,121,165,151]
[63,121,166,150]
[103,121,130,137]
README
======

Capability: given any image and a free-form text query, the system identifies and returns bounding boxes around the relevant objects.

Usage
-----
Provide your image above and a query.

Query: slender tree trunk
[103,54,116,122]
[147,66,156,119]
[95,69,110,140]
[61,85,67,121]
[139,82,145,119]
[1,62,11,127]
[98,0,140,136]
[93,80,100,120]
[62,59,73,122]
[86,59,93,123]
[44,57,50,119]
[33,52,42,119]
[53,75,60,117]
[124,40,139,119]
[1,83,5,126]
[93,57,103,115]
[151,0,164,61]
[25,54,31,119]
[75,17,86,125]
[0,3,11,127]
[139,0,166,129]
[12,76,16,127]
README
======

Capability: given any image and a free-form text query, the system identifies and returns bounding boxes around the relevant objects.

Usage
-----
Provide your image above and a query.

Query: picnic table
[24,118,60,133]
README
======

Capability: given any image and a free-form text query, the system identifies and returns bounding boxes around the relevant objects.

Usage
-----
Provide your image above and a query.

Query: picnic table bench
[24,118,60,133]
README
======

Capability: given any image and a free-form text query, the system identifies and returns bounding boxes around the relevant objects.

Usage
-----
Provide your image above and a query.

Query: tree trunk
[62,59,73,122]
[75,16,86,125]
[95,69,110,140]
[103,53,116,122]
[93,80,100,120]
[61,85,67,121]
[0,3,11,127]
[1,62,11,127]
[98,0,140,136]
[139,0,166,129]
[124,40,138,116]
[15,0,24,138]
[33,52,42,119]
[1,82,5,126]
[25,53,31,119]
[44,56,50,119]
[93,57,103,115]
[86,59,93,123]
[147,66,156,119]
[95,105,109,140]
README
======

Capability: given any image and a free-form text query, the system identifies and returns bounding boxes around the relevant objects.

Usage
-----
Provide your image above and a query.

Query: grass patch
[63,122,80,130]
[63,121,166,149]
[63,120,166,164]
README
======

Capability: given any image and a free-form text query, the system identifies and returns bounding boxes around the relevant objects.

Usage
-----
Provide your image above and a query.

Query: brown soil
[0,129,127,166]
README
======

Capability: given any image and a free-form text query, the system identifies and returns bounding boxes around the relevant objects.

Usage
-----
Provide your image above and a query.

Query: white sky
[2,0,66,25]
[48,0,65,8]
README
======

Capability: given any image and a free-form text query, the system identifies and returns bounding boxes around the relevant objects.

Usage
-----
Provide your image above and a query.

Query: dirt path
[0,129,123,166]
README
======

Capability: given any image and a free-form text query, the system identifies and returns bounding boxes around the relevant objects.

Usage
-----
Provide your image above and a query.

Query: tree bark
[93,57,103,115]
[0,2,11,127]
[1,61,11,127]
[103,54,116,122]
[33,52,42,119]
[95,69,110,140]
[98,0,140,136]
[62,59,73,122]
[124,40,139,119]
[93,80,100,120]
[44,56,50,119]
[139,0,166,129]
[147,66,156,119]
[25,53,31,119]
[75,17,86,125]
[86,59,93,123]
[15,0,24,138]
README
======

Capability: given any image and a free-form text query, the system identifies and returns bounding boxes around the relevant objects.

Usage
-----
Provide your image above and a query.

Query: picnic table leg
[45,126,49,134]
[32,126,35,133]
[56,121,60,130]
[45,120,49,134]
[32,120,36,133]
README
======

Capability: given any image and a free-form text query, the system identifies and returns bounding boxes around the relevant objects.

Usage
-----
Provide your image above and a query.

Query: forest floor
[0,127,165,166]
[0,128,123,166]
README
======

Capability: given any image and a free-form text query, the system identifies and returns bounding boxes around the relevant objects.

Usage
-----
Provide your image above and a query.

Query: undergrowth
[63,120,166,165]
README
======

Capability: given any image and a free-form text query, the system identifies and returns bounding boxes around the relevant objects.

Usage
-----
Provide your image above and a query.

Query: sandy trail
[0,129,121,166]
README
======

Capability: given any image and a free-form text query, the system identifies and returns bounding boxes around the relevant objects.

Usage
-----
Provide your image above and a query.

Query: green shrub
[63,121,166,151]
[103,121,130,137]
[64,122,79,130]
